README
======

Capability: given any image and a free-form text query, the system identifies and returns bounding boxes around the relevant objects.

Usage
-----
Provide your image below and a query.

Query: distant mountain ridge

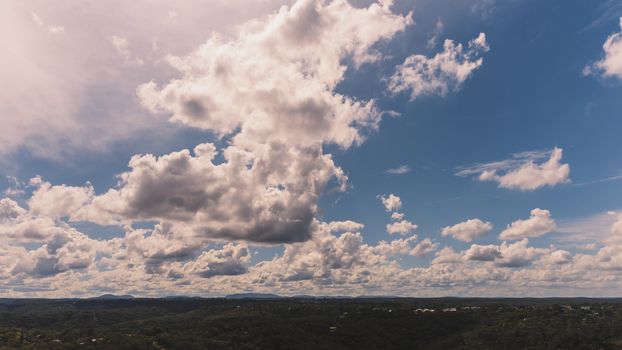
[225,293,282,299]
[92,294,135,300]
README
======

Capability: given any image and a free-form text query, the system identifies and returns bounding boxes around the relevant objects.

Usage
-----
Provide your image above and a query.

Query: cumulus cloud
[138,0,411,148]
[28,180,94,219]
[184,243,250,278]
[441,218,492,242]
[494,239,545,268]
[584,17,622,80]
[388,32,489,100]
[410,238,439,257]
[465,239,546,267]
[499,208,556,241]
[456,148,570,191]
[386,219,418,235]
[0,0,294,158]
[74,143,347,243]
[3,190,622,298]
[540,249,572,265]
[379,194,402,212]
[465,244,500,262]
[5,1,621,298]
[0,198,26,220]
[69,0,412,244]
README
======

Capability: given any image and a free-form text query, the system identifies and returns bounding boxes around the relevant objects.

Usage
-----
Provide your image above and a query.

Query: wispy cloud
[455,148,570,191]
[554,211,619,244]
[573,173,622,186]
[384,165,411,175]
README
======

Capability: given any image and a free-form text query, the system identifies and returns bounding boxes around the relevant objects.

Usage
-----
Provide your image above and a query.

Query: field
[1,297,622,349]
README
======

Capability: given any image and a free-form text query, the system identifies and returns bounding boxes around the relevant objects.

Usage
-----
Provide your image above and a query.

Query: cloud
[555,211,618,245]
[426,18,444,49]
[373,235,418,256]
[470,0,495,19]
[584,17,622,80]
[499,208,556,241]
[384,165,411,175]
[456,148,570,191]
[138,0,411,148]
[441,218,492,242]
[494,239,544,268]
[540,249,572,265]
[48,25,64,34]
[0,0,294,158]
[410,238,439,257]
[110,36,143,65]
[465,239,546,267]
[4,189,622,298]
[28,180,94,219]
[391,212,405,221]
[386,219,418,235]
[0,198,26,221]
[388,32,489,100]
[183,243,250,278]
[379,194,402,212]
[45,0,413,244]
[7,1,622,298]
[74,143,348,243]
[465,244,500,261]
[31,12,43,26]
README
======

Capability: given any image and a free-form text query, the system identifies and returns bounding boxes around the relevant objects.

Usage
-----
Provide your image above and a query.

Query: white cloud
[494,239,545,268]
[540,249,572,265]
[456,148,570,191]
[6,1,622,298]
[48,25,64,34]
[0,0,293,158]
[0,198,26,221]
[28,180,94,219]
[379,194,402,212]
[31,12,43,26]
[465,239,546,268]
[585,17,622,80]
[441,218,492,242]
[465,244,500,261]
[499,208,556,241]
[384,165,411,175]
[410,238,438,257]
[373,235,418,256]
[138,0,411,148]
[56,0,412,244]
[386,219,418,235]
[555,211,618,245]
[391,212,405,221]
[388,32,489,100]
[432,246,463,265]
[110,35,144,66]
[426,18,444,49]
[73,143,346,243]
[183,243,250,278]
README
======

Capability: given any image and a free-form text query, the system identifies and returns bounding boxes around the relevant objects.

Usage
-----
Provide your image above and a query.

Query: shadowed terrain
[1,297,622,349]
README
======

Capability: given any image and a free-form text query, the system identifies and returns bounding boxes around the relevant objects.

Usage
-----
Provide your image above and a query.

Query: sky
[0,0,622,297]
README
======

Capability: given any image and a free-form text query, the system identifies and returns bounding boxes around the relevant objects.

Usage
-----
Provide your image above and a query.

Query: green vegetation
[1,298,622,349]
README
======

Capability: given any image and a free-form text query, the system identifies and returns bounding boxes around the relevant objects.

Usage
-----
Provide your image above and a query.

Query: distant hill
[92,294,135,300]
[225,293,282,299]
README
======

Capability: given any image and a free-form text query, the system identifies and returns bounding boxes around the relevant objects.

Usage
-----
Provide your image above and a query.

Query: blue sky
[1,0,622,297]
